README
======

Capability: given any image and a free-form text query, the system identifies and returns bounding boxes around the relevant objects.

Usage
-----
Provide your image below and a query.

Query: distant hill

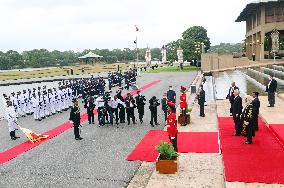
[208,43,243,54]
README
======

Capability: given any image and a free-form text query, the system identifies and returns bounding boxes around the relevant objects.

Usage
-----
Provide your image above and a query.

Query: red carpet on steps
[219,117,284,184]
[269,124,284,148]
[126,131,219,162]
[0,80,161,165]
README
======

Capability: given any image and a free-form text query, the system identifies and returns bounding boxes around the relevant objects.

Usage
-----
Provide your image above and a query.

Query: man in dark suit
[167,86,176,103]
[125,93,136,125]
[149,96,160,127]
[252,92,260,131]
[135,90,146,123]
[232,89,242,136]
[266,75,277,107]
[227,82,239,116]
[197,85,205,117]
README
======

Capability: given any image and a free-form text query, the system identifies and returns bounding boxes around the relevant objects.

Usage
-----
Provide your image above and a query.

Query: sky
[0,0,253,52]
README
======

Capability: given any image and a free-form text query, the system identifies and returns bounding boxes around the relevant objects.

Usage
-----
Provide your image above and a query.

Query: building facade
[236,0,284,61]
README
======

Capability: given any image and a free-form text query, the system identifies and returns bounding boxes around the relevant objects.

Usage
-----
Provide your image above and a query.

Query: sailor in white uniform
[6,100,20,140]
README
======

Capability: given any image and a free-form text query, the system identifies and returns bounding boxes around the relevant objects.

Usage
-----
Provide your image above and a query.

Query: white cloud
[0,0,253,52]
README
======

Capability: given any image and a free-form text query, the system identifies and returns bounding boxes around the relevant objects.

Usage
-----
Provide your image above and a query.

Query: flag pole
[135,25,139,68]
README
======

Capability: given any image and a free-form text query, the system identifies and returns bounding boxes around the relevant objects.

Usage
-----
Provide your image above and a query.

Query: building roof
[236,0,281,22]
[78,51,103,59]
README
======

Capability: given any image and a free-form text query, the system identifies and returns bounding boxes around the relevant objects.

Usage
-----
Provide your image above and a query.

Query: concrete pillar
[260,31,265,61]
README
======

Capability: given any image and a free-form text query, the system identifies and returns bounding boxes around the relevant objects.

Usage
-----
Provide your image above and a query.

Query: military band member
[179,86,187,126]
[6,101,20,140]
[241,95,254,144]
[69,98,83,140]
[166,102,178,151]
[135,90,146,123]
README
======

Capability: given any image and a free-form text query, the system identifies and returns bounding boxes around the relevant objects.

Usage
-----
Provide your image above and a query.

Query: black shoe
[11,137,17,140]
[244,141,252,144]
[14,136,20,139]
[155,123,160,125]
[75,137,83,140]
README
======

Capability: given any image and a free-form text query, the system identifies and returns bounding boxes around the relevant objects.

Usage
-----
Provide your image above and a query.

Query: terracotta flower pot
[156,155,178,174]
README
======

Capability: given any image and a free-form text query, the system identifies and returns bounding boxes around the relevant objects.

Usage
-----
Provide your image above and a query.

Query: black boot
[10,131,15,140]
[13,131,20,139]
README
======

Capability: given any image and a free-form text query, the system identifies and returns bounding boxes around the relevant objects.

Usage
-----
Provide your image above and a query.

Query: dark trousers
[98,107,105,125]
[199,103,205,116]
[106,107,114,124]
[112,108,119,124]
[150,109,157,125]
[233,115,241,135]
[268,92,275,106]
[88,112,94,124]
[229,101,233,114]
[163,109,167,122]
[126,107,135,124]
[119,107,125,122]
[252,115,259,130]
[137,107,144,121]
[169,135,178,152]
[246,125,253,143]
[74,125,80,138]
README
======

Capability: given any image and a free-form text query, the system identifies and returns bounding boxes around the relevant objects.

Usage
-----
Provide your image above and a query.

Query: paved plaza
[0,71,196,188]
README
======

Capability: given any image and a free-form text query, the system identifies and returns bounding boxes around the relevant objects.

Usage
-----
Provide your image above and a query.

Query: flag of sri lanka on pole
[19,126,49,143]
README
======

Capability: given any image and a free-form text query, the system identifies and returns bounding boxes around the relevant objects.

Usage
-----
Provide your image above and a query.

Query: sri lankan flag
[19,127,49,143]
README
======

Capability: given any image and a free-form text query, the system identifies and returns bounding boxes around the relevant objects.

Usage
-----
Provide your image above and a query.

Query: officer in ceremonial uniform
[166,102,178,151]
[6,101,20,140]
[179,86,187,126]
[197,85,205,117]
[69,98,83,140]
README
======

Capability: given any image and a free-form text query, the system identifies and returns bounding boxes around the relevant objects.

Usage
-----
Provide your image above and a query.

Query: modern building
[236,0,284,61]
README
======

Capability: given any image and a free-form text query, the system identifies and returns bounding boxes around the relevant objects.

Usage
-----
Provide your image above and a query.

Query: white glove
[69,121,73,124]
[171,137,175,139]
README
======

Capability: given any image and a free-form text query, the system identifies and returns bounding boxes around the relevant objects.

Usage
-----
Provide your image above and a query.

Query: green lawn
[147,66,198,73]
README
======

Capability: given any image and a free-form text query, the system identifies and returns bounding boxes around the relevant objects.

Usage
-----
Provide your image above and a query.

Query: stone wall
[201,53,251,72]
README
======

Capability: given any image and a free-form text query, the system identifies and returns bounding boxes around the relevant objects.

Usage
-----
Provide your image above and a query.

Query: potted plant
[155,141,179,174]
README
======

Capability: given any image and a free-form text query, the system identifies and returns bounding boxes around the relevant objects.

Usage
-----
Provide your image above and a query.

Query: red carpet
[127,130,170,162]
[0,80,161,165]
[269,124,284,149]
[219,117,284,184]
[178,132,219,153]
[127,131,219,162]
